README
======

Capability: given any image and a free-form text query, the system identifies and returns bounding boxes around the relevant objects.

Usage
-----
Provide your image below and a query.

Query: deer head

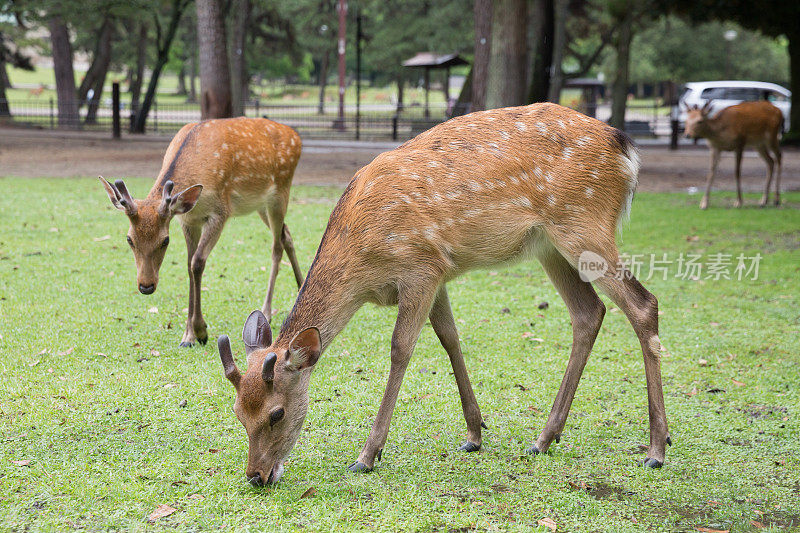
[99,177,202,294]
[219,310,321,486]
[683,100,714,139]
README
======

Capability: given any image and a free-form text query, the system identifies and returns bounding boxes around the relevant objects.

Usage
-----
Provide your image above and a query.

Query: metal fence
[0,98,672,140]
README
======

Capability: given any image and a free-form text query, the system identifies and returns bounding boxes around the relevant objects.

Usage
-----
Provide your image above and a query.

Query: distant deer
[100,117,304,347]
[684,100,783,209]
[217,103,671,486]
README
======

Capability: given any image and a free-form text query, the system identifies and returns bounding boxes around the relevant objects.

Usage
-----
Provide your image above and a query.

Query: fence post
[392,115,398,141]
[670,118,679,150]
[154,100,158,133]
[49,98,55,129]
[112,82,121,139]
[255,98,260,117]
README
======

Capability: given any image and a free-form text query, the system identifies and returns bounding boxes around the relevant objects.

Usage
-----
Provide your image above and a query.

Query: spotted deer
[217,103,670,486]
[684,100,784,209]
[100,117,304,347]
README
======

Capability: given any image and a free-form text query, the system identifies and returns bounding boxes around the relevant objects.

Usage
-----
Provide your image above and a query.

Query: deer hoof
[347,461,373,473]
[458,441,481,453]
[197,335,208,346]
[666,435,673,447]
[525,444,543,456]
[641,457,663,469]
[179,341,195,348]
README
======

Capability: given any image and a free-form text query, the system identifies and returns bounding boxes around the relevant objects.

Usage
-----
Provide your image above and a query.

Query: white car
[676,80,791,130]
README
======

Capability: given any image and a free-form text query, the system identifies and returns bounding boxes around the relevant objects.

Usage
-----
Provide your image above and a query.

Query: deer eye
[269,407,285,427]
[126,235,134,248]
[161,236,170,248]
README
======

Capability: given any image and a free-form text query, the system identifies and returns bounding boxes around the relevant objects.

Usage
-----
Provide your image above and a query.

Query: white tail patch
[617,145,641,230]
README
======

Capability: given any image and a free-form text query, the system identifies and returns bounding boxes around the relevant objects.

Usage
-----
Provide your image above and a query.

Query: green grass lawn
[0,178,798,531]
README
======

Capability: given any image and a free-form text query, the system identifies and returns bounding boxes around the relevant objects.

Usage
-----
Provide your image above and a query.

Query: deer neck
[276,226,363,353]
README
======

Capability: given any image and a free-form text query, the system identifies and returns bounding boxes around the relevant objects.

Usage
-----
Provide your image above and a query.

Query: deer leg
[186,214,226,347]
[734,147,744,208]
[281,224,304,288]
[595,268,670,468]
[179,224,201,347]
[349,284,437,472]
[258,205,286,318]
[528,246,605,455]
[429,285,484,452]
[772,141,782,206]
[700,148,721,210]
[757,145,775,208]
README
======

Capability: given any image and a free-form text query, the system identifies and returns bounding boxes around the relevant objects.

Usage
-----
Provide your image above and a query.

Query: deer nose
[248,473,265,487]
[138,284,155,295]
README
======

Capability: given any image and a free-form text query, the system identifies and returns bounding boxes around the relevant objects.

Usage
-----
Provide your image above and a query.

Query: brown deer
[100,117,304,347]
[218,103,671,486]
[684,100,783,209]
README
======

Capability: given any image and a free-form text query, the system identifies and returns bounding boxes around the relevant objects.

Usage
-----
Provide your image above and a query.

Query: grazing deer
[218,103,670,486]
[100,117,304,347]
[684,100,783,209]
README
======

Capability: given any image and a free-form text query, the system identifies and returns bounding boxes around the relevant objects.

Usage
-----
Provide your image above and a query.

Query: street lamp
[724,30,738,79]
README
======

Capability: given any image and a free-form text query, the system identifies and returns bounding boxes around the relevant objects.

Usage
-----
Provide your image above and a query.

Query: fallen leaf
[538,517,557,531]
[731,379,745,387]
[58,348,74,356]
[698,359,708,367]
[148,307,158,314]
[695,528,729,533]
[11,460,31,466]
[27,360,40,367]
[750,520,764,528]
[187,493,204,501]
[148,504,177,522]
[688,386,698,397]
[709,322,720,327]
[150,349,160,357]
[300,487,317,499]
[164,383,178,389]
[686,235,699,241]
[537,301,549,310]
[93,235,111,242]
[521,332,544,341]
[208,448,219,453]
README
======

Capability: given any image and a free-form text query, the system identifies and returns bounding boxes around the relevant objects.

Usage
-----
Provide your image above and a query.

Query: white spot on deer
[544,172,553,183]
[585,186,594,197]
[575,135,592,147]
[486,116,496,122]
[536,122,547,134]
[466,181,481,192]
[427,161,440,168]
[536,183,545,192]
[513,196,533,208]
[533,167,543,179]
[548,194,556,206]
[563,147,574,160]
[557,120,566,130]
[290,137,296,147]
[499,130,510,140]
[463,208,482,218]
[400,194,412,204]
[221,143,229,151]
[213,151,220,158]
[515,121,527,132]
[445,190,461,200]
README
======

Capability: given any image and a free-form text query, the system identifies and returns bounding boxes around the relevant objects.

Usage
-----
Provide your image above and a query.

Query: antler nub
[218,335,241,387]
[262,352,278,383]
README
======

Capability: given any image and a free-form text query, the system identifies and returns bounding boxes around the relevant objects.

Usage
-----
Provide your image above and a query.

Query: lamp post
[724,29,738,79]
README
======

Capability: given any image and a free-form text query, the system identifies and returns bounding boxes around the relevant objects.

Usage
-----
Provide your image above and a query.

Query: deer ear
[242,310,272,355]
[99,176,124,210]
[170,184,203,215]
[287,327,321,371]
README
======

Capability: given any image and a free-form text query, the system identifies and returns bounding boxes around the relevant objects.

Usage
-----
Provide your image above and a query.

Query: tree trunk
[176,65,187,95]
[230,0,250,116]
[188,50,198,103]
[609,7,633,130]
[317,48,330,115]
[485,0,528,109]
[547,0,568,103]
[133,0,188,133]
[0,34,10,117]
[85,57,110,123]
[471,0,492,111]
[49,16,79,128]
[396,73,405,113]
[528,0,554,103]
[130,22,147,116]
[197,0,232,119]
[785,32,800,144]
[77,18,113,104]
